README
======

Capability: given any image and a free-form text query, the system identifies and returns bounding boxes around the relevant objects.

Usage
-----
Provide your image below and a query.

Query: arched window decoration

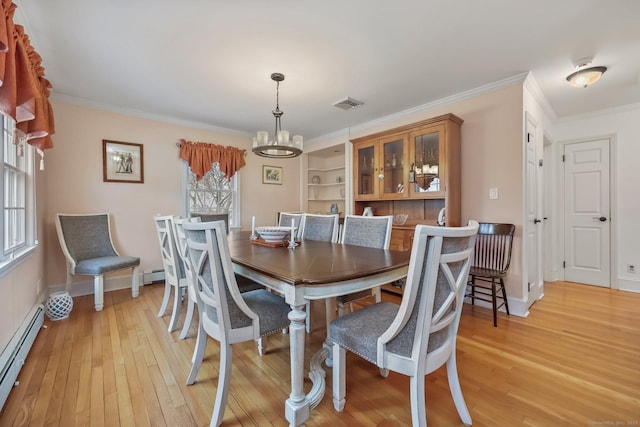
[188,162,233,214]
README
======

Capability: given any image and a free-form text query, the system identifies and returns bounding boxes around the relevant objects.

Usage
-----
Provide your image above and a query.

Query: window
[0,115,37,270]
[183,162,240,228]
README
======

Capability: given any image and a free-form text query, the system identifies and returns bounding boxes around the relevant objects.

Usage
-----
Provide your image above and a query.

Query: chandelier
[252,73,303,158]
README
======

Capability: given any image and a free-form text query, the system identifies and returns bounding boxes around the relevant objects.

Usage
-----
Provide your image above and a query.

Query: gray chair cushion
[205,289,290,335]
[75,256,140,275]
[330,301,449,364]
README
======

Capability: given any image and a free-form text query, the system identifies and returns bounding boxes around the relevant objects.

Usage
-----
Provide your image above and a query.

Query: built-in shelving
[304,146,347,215]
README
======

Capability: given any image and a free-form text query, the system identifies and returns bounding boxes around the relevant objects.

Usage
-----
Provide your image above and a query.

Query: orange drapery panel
[0,1,54,151]
[179,139,246,180]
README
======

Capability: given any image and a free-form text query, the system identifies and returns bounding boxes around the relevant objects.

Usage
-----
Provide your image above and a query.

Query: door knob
[592,216,607,222]
[533,218,541,224]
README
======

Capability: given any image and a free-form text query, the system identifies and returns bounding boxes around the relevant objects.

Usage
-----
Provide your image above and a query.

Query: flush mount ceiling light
[252,73,303,158]
[566,58,607,88]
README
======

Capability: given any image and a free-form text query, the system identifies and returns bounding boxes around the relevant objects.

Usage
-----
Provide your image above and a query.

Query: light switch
[489,187,498,200]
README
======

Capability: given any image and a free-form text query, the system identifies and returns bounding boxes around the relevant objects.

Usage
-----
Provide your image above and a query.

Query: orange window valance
[179,139,246,180]
[0,0,54,151]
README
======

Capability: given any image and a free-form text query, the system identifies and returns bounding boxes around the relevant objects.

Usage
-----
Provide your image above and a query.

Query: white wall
[552,105,640,293]
[44,101,301,289]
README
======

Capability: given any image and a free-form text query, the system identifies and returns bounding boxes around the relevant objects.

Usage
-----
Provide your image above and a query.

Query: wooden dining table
[228,230,411,427]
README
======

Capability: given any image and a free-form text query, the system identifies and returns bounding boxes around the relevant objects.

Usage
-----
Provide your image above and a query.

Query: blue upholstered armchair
[55,213,141,311]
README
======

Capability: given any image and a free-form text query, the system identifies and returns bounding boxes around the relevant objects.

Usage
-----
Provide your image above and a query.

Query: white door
[563,139,610,287]
[525,115,543,306]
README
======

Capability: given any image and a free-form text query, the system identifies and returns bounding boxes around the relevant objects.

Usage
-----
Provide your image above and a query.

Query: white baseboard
[143,269,165,284]
[48,271,150,298]
[463,296,529,318]
[618,278,640,293]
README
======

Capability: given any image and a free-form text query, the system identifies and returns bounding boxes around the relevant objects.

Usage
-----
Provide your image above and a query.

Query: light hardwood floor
[1,281,639,426]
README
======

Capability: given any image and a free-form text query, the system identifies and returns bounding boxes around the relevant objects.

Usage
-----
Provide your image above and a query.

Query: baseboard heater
[0,304,44,411]
[143,269,165,284]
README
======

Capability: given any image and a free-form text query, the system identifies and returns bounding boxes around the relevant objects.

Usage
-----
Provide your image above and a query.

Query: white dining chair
[330,221,479,426]
[182,219,291,427]
[299,213,340,333]
[336,214,393,315]
[300,213,339,243]
[153,215,188,333]
[278,211,305,240]
[172,216,201,340]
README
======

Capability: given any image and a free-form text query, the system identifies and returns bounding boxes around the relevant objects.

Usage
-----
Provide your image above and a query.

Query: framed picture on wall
[262,165,283,185]
[103,140,144,183]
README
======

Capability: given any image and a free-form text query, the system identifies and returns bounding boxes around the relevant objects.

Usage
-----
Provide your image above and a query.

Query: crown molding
[313,73,530,143]
[50,92,251,137]
[557,101,640,123]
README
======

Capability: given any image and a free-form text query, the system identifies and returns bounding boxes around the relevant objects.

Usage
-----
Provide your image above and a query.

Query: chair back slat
[153,216,184,288]
[472,223,515,274]
[173,217,201,302]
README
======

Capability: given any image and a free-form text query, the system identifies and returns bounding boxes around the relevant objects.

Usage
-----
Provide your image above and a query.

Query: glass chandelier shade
[566,66,607,88]
[252,73,303,158]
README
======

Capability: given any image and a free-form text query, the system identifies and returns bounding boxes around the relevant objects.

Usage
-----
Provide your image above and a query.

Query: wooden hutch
[351,113,463,293]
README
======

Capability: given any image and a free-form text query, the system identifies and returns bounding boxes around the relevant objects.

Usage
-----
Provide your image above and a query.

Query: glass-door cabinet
[409,124,446,197]
[353,134,408,200]
[380,135,407,199]
[354,143,377,200]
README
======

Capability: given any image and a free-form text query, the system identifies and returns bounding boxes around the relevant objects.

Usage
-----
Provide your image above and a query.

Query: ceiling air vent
[333,97,364,110]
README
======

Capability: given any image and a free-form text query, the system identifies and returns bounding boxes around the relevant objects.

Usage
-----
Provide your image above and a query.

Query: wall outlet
[628,264,636,273]
[489,187,499,200]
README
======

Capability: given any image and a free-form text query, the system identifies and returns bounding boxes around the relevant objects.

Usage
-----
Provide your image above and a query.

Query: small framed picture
[103,140,144,183]
[262,165,283,185]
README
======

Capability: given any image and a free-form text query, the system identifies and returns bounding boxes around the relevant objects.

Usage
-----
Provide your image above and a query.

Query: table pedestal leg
[285,304,309,426]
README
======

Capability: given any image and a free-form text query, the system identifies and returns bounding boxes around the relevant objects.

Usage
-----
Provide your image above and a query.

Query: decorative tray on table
[250,238,300,248]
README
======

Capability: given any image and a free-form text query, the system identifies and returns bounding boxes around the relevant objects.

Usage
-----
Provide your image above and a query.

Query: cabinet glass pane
[382,139,404,195]
[357,145,375,195]
[412,131,440,193]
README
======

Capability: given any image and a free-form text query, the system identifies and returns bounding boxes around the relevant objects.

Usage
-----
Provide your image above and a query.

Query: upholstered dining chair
[182,219,291,427]
[278,211,305,240]
[467,222,516,327]
[330,221,479,427]
[336,214,394,315]
[153,215,188,333]
[300,213,339,243]
[55,213,140,311]
[299,213,340,333]
[172,216,201,340]
[191,212,229,232]
[173,217,263,344]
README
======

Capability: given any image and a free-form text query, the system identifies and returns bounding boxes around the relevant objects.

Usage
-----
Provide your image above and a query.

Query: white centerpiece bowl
[255,226,294,243]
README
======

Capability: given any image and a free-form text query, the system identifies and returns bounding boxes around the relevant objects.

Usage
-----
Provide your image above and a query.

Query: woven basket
[45,291,74,321]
